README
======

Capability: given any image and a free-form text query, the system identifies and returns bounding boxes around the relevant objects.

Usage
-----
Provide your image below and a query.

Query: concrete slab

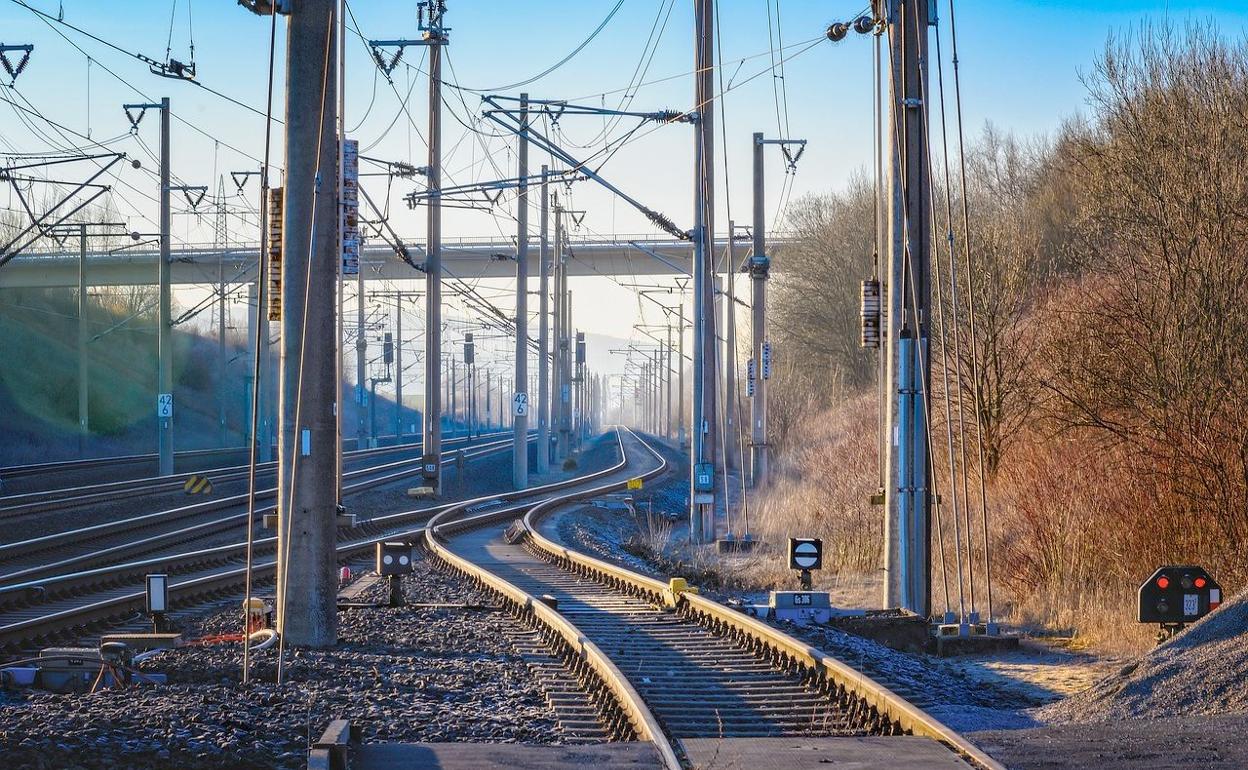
[679,736,972,769]
[352,742,661,769]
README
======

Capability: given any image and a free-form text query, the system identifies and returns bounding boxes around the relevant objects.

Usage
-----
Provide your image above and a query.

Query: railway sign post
[788,537,822,590]
[146,573,169,632]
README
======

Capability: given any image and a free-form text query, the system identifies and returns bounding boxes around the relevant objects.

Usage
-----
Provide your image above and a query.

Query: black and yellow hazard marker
[183,475,213,495]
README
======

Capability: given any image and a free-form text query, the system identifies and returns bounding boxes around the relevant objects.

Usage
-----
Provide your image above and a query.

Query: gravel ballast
[1042,590,1248,723]
[0,553,564,770]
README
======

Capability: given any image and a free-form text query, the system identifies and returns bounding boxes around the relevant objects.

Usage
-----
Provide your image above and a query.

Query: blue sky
[5,0,1248,379]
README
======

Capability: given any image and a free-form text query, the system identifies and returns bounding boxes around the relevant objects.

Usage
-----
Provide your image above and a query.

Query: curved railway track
[415,428,1004,770]
[2,428,1002,769]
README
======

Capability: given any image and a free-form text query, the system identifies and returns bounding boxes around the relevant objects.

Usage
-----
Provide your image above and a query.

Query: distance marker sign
[787,538,823,571]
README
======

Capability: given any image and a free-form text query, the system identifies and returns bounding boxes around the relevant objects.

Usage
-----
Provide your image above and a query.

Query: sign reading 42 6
[513,392,529,417]
[156,393,174,418]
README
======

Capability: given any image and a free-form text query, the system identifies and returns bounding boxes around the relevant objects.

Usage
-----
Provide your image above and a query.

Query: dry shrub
[749,391,883,578]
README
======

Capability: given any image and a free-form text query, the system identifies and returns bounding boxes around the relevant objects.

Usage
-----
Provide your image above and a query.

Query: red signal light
[1195,577,1207,589]
[1157,576,1170,589]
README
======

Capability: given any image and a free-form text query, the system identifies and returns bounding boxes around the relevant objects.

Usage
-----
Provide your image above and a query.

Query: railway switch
[1139,565,1222,642]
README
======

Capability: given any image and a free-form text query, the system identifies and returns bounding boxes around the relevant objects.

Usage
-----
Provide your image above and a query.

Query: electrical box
[1138,565,1222,625]
[693,462,714,493]
[383,333,394,365]
[464,333,474,365]
[575,332,586,364]
[747,254,770,278]
[787,538,823,571]
[375,541,414,576]
[769,590,832,625]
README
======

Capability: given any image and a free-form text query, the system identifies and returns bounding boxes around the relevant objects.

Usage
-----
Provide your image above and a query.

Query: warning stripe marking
[183,475,213,495]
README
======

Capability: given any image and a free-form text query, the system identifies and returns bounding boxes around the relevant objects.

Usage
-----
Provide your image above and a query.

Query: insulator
[827,22,850,42]
[853,15,876,35]
[860,278,882,349]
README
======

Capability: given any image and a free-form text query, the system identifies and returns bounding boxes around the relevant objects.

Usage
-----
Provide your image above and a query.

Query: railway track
[0,431,509,520]
[402,427,1005,770]
[0,436,529,653]
[0,431,468,496]
[0,433,518,586]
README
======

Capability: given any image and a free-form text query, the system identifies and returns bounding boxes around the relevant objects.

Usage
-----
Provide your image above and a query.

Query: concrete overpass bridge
[0,234,791,289]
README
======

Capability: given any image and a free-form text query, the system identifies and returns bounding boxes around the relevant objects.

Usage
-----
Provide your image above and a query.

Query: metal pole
[77,224,88,457]
[725,222,739,473]
[750,133,769,488]
[157,97,173,477]
[563,288,573,455]
[276,0,338,648]
[691,0,718,542]
[450,354,457,438]
[536,166,551,473]
[513,93,530,488]
[260,283,273,463]
[422,7,447,491]
[218,251,228,447]
[336,0,346,485]
[553,205,568,461]
[355,253,366,447]
[678,301,686,448]
[883,0,932,616]
[664,324,673,439]
[393,296,403,441]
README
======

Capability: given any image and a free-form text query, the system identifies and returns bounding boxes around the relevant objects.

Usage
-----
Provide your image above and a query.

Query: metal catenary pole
[749,133,769,488]
[422,4,448,492]
[77,224,89,456]
[691,0,718,542]
[276,0,339,649]
[393,296,403,440]
[882,0,932,616]
[512,93,530,488]
[536,165,551,473]
[724,222,739,473]
[157,97,173,477]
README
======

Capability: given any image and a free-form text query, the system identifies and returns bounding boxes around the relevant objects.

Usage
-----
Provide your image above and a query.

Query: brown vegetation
[756,24,1248,648]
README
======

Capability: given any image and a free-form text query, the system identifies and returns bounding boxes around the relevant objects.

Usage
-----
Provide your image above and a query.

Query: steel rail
[423,430,681,768]
[0,439,527,651]
[0,434,524,587]
[0,431,511,518]
[520,429,1005,770]
[424,427,1002,770]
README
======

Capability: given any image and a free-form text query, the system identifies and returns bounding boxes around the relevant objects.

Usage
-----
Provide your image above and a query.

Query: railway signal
[376,541,415,607]
[1139,565,1222,642]
[788,537,822,590]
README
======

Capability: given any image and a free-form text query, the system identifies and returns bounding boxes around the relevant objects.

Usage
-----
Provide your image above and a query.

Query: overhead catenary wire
[946,0,996,625]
